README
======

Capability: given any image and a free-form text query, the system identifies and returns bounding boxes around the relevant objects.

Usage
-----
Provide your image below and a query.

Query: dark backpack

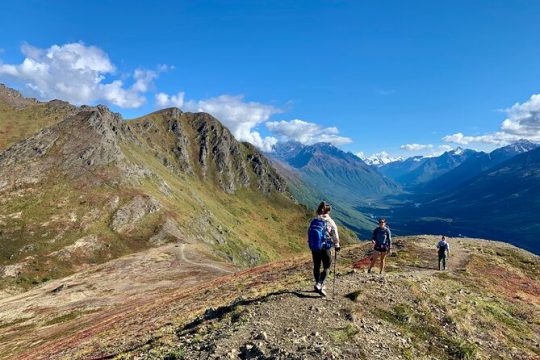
[438,241,448,255]
[308,218,332,251]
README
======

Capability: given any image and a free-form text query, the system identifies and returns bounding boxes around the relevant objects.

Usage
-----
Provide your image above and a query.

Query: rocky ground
[129,236,539,360]
[4,235,537,360]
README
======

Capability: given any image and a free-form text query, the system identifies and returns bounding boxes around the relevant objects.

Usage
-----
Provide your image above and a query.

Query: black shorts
[374,244,389,252]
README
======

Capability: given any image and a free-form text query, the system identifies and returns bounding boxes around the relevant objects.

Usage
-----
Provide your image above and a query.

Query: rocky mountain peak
[152,107,183,119]
[507,139,537,152]
[0,83,39,107]
[125,110,286,194]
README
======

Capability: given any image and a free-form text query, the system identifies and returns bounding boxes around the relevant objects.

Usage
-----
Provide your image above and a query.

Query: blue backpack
[308,218,333,251]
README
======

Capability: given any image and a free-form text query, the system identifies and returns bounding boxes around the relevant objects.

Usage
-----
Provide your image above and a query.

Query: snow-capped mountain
[358,151,403,166]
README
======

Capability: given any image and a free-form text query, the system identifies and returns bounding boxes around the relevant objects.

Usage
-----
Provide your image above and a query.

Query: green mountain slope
[270,158,376,237]
[0,84,77,150]
[268,142,400,236]
[0,94,357,293]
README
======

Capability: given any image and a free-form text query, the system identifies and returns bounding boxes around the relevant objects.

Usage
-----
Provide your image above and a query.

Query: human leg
[312,250,322,284]
[319,249,332,285]
[379,251,387,274]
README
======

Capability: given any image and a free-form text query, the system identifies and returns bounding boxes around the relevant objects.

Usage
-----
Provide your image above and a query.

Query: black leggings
[312,249,332,284]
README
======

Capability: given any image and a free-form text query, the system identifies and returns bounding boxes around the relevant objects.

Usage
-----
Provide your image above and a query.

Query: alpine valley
[0,84,539,360]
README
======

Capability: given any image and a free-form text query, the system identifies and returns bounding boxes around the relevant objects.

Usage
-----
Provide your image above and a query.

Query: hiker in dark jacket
[368,218,392,274]
[437,236,450,270]
[308,201,340,297]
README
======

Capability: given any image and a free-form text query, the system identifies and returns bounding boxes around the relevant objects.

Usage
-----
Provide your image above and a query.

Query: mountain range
[419,140,538,194]
[266,134,539,253]
[396,144,540,253]
[267,141,400,235]
[0,84,539,359]
[0,85,356,292]
[265,138,540,253]
[378,147,479,188]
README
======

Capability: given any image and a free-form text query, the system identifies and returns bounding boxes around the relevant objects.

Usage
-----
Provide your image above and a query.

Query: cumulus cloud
[441,131,519,145]
[155,90,352,151]
[265,119,352,146]
[443,93,540,145]
[0,42,165,108]
[438,144,453,152]
[400,143,434,151]
[154,93,280,151]
[184,95,280,151]
[155,91,185,108]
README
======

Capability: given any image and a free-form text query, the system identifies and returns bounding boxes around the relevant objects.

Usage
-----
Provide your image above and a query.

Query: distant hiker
[437,236,450,270]
[368,218,392,274]
[308,201,340,297]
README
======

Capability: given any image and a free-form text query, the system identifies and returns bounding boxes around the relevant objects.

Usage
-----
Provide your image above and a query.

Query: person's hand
[335,245,341,252]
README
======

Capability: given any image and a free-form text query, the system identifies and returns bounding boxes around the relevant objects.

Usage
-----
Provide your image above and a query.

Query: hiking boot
[319,287,327,297]
[314,283,322,293]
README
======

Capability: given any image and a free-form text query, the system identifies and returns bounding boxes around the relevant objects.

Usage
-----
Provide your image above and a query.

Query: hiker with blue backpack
[437,236,450,270]
[367,218,392,274]
[308,201,340,297]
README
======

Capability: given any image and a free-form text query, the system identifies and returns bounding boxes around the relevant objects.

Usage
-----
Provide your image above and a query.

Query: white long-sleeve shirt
[316,214,340,247]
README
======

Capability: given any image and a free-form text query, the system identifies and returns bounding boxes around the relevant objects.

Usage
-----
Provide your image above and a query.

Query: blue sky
[1,0,539,157]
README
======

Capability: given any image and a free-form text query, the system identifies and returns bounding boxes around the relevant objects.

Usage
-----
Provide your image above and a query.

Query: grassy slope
[271,160,376,238]
[0,100,74,150]
[0,109,357,292]
[124,112,359,261]
[18,236,538,359]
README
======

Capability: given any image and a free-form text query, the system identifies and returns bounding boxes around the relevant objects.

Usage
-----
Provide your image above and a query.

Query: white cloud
[0,42,165,108]
[157,94,280,152]
[438,144,453,152]
[441,131,516,145]
[185,95,280,152]
[265,119,352,146]
[400,143,434,151]
[443,93,540,145]
[155,91,185,108]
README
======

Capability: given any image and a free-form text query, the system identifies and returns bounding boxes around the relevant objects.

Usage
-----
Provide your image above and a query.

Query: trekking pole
[333,248,337,299]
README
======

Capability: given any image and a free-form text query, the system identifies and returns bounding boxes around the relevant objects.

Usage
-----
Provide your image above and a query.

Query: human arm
[328,218,340,248]
[386,227,392,252]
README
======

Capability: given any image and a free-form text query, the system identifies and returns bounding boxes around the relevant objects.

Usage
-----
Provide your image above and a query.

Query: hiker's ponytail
[316,201,331,215]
